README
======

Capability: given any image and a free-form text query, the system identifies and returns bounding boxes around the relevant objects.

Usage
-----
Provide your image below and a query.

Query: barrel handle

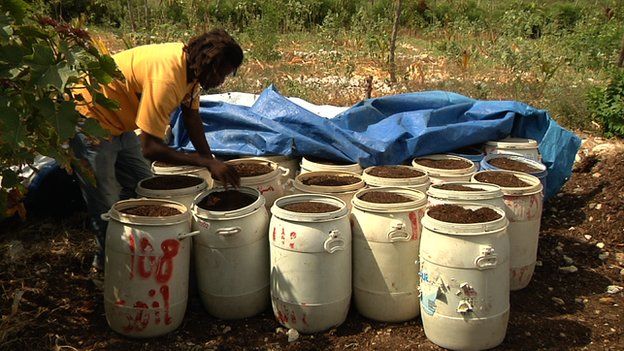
[100,213,111,222]
[216,227,242,236]
[278,166,290,177]
[386,222,411,242]
[324,229,345,253]
[178,230,201,240]
[474,246,498,270]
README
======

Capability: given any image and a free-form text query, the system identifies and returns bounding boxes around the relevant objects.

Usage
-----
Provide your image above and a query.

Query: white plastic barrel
[427,182,505,210]
[420,204,510,350]
[151,161,213,189]
[300,156,362,175]
[292,171,365,210]
[411,154,476,185]
[136,175,207,211]
[191,187,270,319]
[471,170,543,290]
[102,198,199,337]
[270,194,351,333]
[361,165,430,192]
[485,137,540,161]
[215,158,289,209]
[351,187,427,322]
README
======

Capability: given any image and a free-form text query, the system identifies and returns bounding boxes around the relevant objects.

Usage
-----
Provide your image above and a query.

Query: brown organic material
[475,172,531,187]
[121,205,181,216]
[282,202,340,213]
[414,158,472,170]
[359,191,412,203]
[301,175,360,186]
[435,184,483,192]
[428,204,501,223]
[141,175,203,190]
[232,162,273,177]
[367,166,424,178]
[153,161,177,167]
[488,157,541,173]
[197,190,257,211]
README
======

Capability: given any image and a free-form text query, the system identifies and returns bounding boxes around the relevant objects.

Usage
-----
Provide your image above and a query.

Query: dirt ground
[0,137,623,351]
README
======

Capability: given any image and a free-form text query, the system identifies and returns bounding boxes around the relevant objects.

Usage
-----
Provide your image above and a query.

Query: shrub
[587,69,624,137]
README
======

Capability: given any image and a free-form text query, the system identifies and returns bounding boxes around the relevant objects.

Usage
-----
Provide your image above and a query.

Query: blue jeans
[71,131,153,258]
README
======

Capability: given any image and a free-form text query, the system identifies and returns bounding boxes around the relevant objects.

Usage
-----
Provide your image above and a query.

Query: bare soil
[434,184,483,191]
[120,205,181,217]
[488,157,542,173]
[301,175,360,186]
[0,143,623,351]
[197,190,257,211]
[414,158,472,170]
[232,163,274,177]
[428,204,501,223]
[140,175,204,190]
[475,171,531,187]
[358,191,412,203]
[281,202,340,213]
[367,166,424,178]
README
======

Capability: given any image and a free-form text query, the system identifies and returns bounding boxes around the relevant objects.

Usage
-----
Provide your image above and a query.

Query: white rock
[363,325,372,333]
[596,204,602,210]
[574,298,583,303]
[596,242,605,249]
[559,265,578,273]
[276,327,285,334]
[563,255,574,265]
[615,252,624,265]
[589,203,596,209]
[620,269,624,276]
[606,285,623,294]
[552,297,565,305]
[584,235,592,240]
[592,172,601,178]
[535,260,543,267]
[287,328,299,342]
[598,252,609,260]
[223,326,231,334]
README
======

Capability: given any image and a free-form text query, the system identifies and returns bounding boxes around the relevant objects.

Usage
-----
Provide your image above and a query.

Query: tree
[389,0,403,83]
[0,0,123,218]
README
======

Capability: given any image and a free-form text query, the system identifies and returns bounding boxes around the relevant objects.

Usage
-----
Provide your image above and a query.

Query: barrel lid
[192,186,265,220]
[294,171,365,194]
[471,170,543,196]
[427,182,503,201]
[352,187,427,213]
[361,165,429,187]
[104,198,189,226]
[422,203,508,235]
[411,154,477,177]
[271,194,349,222]
[300,157,362,174]
[486,137,538,149]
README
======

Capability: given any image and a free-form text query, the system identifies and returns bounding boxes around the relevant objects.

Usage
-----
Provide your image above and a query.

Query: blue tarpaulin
[169,85,581,199]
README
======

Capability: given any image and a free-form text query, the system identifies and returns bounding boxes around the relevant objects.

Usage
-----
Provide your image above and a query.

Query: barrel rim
[471,170,543,195]
[411,154,477,177]
[422,202,508,235]
[271,194,349,222]
[481,153,547,174]
[352,186,427,212]
[151,161,206,175]
[294,171,365,193]
[485,137,539,150]
[361,165,430,187]
[300,156,362,173]
[192,186,265,220]
[427,181,503,201]
[136,174,208,198]
[215,158,282,186]
[107,198,189,226]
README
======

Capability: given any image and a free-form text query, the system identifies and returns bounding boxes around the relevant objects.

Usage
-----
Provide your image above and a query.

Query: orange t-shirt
[75,42,200,138]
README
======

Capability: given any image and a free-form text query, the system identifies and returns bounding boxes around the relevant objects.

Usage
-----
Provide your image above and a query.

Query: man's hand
[200,157,240,188]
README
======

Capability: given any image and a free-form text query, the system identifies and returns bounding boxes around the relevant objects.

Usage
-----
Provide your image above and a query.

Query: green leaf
[28,43,55,66]
[81,118,109,138]
[1,168,18,188]
[90,68,113,85]
[94,91,120,110]
[0,43,25,65]
[98,55,120,77]
[38,62,75,90]
[0,24,12,42]
[54,101,79,141]
[0,98,23,147]
[0,0,30,24]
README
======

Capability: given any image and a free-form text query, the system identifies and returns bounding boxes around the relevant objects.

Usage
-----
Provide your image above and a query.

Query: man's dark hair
[184,29,243,81]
